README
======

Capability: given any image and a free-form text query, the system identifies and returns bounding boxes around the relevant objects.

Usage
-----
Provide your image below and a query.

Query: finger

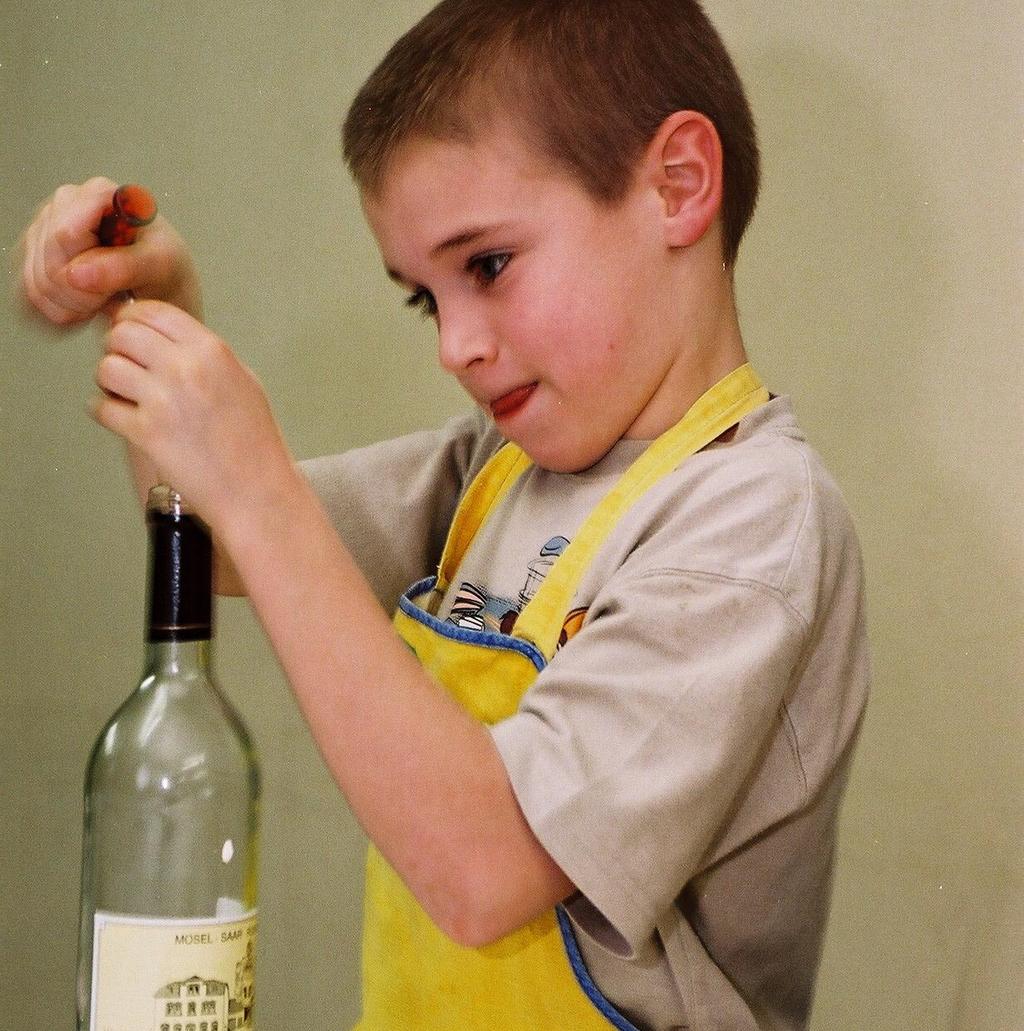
[27,200,98,322]
[20,215,53,316]
[65,247,138,297]
[105,317,172,370]
[36,180,122,318]
[21,213,90,326]
[43,177,118,274]
[88,390,142,446]
[111,298,206,345]
[20,179,126,327]
[95,351,151,405]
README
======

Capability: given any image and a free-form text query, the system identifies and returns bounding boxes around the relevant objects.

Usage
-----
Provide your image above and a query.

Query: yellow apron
[356,364,769,1030]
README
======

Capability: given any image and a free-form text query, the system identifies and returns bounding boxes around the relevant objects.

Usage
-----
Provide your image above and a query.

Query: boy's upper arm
[489,567,813,953]
[299,409,498,611]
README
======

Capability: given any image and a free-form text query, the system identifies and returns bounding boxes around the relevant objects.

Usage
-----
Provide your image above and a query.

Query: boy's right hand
[18,176,202,328]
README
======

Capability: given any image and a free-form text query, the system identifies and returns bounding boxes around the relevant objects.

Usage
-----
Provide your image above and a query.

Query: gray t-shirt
[301,397,870,1031]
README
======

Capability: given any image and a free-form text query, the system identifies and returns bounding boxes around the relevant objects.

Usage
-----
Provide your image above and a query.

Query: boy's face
[362,124,691,472]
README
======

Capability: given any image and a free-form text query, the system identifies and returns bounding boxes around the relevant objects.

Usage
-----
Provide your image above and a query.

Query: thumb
[66,248,139,296]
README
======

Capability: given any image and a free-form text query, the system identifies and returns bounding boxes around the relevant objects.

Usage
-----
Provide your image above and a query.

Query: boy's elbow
[428,862,512,949]
[435,908,496,950]
[426,850,566,949]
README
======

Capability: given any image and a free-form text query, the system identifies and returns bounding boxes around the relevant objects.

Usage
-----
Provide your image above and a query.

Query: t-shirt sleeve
[299,408,497,612]
[488,567,808,956]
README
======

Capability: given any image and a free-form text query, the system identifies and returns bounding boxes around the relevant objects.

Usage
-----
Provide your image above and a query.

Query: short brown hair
[343,0,760,267]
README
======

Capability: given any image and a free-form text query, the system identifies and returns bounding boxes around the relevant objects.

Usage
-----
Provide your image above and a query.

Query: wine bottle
[77,486,260,1031]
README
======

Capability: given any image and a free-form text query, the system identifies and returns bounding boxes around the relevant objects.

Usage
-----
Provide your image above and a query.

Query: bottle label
[91,909,257,1031]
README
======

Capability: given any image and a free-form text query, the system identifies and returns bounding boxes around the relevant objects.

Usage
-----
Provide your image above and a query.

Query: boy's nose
[437,314,497,374]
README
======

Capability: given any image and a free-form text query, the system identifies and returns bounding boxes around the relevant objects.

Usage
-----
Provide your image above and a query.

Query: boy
[20,1,869,1028]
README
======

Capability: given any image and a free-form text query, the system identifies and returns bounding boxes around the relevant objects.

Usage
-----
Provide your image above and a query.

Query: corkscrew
[97,183,157,248]
[97,183,158,303]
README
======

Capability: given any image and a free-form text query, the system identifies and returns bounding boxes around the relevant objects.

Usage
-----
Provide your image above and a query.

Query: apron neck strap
[513,363,769,659]
[434,363,769,657]
[436,443,532,594]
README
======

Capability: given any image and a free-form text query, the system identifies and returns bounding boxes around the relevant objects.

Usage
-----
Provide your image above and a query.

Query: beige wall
[1,3,1020,1029]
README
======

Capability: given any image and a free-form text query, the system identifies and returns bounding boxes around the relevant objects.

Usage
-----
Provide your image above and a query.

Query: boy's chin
[513,433,618,475]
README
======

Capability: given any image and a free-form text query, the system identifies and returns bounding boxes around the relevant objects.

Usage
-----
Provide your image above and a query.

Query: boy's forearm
[217,463,572,945]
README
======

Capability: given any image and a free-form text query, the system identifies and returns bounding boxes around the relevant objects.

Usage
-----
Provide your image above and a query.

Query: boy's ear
[647,111,724,249]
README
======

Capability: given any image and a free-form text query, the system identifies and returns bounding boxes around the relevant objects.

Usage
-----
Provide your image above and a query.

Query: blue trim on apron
[401,577,640,1030]
[555,907,643,1031]
[398,576,547,672]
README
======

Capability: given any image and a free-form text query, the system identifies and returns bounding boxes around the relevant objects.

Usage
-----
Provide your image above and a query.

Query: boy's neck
[625,261,749,441]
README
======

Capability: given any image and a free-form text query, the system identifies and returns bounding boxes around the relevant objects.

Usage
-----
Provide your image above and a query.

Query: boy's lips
[489,382,537,420]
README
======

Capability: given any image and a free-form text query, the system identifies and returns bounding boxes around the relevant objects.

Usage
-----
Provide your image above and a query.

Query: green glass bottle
[77,486,260,1030]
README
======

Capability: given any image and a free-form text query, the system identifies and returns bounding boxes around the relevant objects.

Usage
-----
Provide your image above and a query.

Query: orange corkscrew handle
[97,184,157,247]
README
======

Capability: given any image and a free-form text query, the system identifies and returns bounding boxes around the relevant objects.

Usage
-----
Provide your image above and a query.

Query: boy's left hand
[92,300,294,529]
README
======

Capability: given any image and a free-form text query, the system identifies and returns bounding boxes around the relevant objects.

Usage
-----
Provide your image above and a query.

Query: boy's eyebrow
[429,225,502,257]
[385,223,510,284]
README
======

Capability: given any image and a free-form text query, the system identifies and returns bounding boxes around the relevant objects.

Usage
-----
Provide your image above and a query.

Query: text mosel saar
[174,925,254,946]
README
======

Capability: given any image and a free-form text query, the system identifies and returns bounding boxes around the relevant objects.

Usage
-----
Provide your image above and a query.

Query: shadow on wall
[739,41,1023,1031]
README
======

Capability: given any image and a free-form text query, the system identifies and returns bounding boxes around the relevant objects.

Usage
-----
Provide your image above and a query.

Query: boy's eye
[402,252,510,320]
[469,251,511,284]
[405,288,438,319]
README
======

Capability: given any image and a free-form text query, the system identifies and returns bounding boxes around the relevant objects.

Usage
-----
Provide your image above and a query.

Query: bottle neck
[145,492,214,644]
[143,638,213,677]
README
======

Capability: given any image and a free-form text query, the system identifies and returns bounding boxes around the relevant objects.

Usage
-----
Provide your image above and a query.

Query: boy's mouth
[489,383,537,420]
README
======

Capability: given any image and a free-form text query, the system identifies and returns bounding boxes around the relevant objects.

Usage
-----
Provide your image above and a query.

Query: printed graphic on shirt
[448,581,497,633]
[447,536,589,648]
[519,535,571,607]
[558,607,588,649]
